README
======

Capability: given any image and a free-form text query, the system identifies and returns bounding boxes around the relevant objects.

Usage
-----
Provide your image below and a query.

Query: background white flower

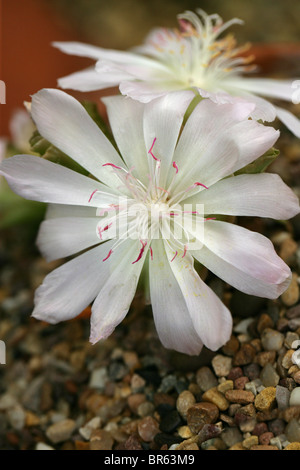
[53,9,300,138]
[0,89,299,355]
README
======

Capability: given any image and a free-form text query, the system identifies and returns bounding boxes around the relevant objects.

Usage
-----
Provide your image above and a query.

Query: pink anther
[194,182,209,190]
[88,190,98,203]
[171,251,178,262]
[172,161,179,174]
[102,249,113,262]
[102,163,122,169]
[150,246,153,261]
[182,245,188,258]
[132,241,148,265]
[148,137,160,162]
[98,223,112,240]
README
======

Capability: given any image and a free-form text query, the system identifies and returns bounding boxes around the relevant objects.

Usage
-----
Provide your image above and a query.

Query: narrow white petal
[275,106,300,138]
[57,67,120,92]
[201,221,291,290]
[149,240,203,355]
[31,89,124,186]
[187,173,300,220]
[166,244,232,351]
[45,204,97,220]
[53,41,108,60]
[119,80,179,103]
[37,217,101,262]
[89,239,146,344]
[229,77,296,102]
[194,245,291,299]
[32,240,114,324]
[0,155,119,206]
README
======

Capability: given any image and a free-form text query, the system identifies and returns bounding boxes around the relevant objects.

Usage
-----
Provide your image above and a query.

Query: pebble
[259,432,274,445]
[137,401,155,417]
[0,394,17,411]
[211,355,232,377]
[282,350,296,369]
[285,418,300,442]
[254,387,276,412]
[196,367,218,391]
[35,443,55,451]
[89,367,108,390]
[89,429,114,450]
[227,367,243,381]
[221,427,243,447]
[234,377,249,390]
[243,363,261,380]
[255,351,276,367]
[159,410,182,434]
[197,424,222,444]
[225,390,255,405]
[186,403,219,434]
[7,405,26,431]
[46,419,76,444]
[217,380,234,394]
[176,390,196,420]
[242,435,259,449]
[222,335,240,357]
[252,422,268,436]
[260,363,280,387]
[286,304,300,319]
[289,386,300,406]
[261,329,285,352]
[131,373,146,392]
[137,416,160,442]
[127,393,146,414]
[177,426,193,439]
[284,331,299,349]
[257,314,274,334]
[79,417,101,441]
[250,445,279,450]
[281,273,299,306]
[284,442,300,450]
[276,385,291,410]
[233,344,257,366]
[202,388,230,411]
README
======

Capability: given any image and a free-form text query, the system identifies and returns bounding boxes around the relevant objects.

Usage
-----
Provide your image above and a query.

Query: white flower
[0,89,299,355]
[53,9,300,137]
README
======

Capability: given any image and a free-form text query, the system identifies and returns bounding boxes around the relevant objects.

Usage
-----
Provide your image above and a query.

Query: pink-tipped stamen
[102,163,122,170]
[148,137,160,162]
[205,217,217,221]
[182,245,188,258]
[173,161,179,174]
[150,246,153,261]
[183,211,199,215]
[171,251,178,262]
[98,223,112,240]
[132,241,147,265]
[88,190,98,203]
[194,182,209,189]
[103,249,113,262]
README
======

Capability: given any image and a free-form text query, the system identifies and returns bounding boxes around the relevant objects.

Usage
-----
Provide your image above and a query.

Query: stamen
[132,240,148,265]
[150,246,153,261]
[103,249,113,262]
[102,163,122,170]
[148,137,160,162]
[173,161,179,174]
[171,251,178,262]
[182,245,188,258]
[88,190,98,203]
[98,223,112,240]
[193,182,209,190]
[205,217,216,221]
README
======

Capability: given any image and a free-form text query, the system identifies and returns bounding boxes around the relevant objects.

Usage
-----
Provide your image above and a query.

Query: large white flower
[53,9,300,137]
[0,89,299,355]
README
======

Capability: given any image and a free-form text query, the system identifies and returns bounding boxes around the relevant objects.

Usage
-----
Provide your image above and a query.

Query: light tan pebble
[212,355,232,377]
[177,426,194,439]
[284,442,300,450]
[282,350,296,369]
[217,380,234,394]
[202,388,230,411]
[250,445,279,450]
[279,237,298,262]
[46,419,76,444]
[254,387,276,412]
[176,390,196,420]
[229,442,245,450]
[281,273,299,307]
[242,435,259,449]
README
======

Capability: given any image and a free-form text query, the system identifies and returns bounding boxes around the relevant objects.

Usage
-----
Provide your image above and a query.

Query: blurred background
[1,0,300,136]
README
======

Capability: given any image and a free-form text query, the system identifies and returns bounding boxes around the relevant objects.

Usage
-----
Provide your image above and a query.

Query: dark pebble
[243,363,261,380]
[108,361,128,381]
[135,366,161,387]
[155,403,175,419]
[286,304,300,319]
[268,419,286,436]
[154,433,184,447]
[233,344,257,366]
[252,422,268,436]
[228,367,243,381]
[197,424,222,444]
[159,410,183,433]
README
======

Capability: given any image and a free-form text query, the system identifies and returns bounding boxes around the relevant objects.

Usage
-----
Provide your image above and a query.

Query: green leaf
[235,147,280,175]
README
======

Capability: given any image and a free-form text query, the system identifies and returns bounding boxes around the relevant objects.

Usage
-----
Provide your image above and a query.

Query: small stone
[234,377,249,390]
[228,442,245,450]
[217,380,234,394]
[260,363,280,387]
[137,416,159,442]
[127,393,146,414]
[7,406,26,431]
[233,344,256,366]
[286,304,300,319]
[212,355,232,377]
[270,436,282,450]
[279,237,298,262]
[222,335,240,356]
[79,417,101,441]
[261,329,284,351]
[131,374,146,392]
[259,432,274,445]
[186,403,219,434]
[175,436,198,450]
[0,394,17,411]
[122,434,143,450]
[254,387,276,412]
[285,418,300,443]
[293,371,300,384]
[227,367,243,381]
[243,363,261,380]
[122,351,139,369]
[46,419,76,444]
[202,388,230,411]
[257,314,274,334]
[289,387,300,406]
[137,401,155,418]
[225,390,255,405]
[197,424,222,444]
[176,390,196,420]
[108,361,128,381]
[269,419,286,436]
[282,350,295,369]
[284,442,300,450]
[36,443,55,451]
[250,445,279,450]
[281,272,299,306]
[90,430,114,450]
[252,422,268,436]
[255,351,277,368]
[221,427,243,447]
[284,331,299,349]
[276,385,291,410]
[177,426,193,439]
[89,367,108,390]
[25,411,40,427]
[242,435,259,449]
[159,410,182,434]
[196,367,218,391]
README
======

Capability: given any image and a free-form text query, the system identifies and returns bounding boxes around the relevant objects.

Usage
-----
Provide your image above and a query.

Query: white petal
[187,173,300,219]
[166,244,232,351]
[275,106,300,138]
[149,240,203,355]
[53,41,108,60]
[200,220,291,293]
[244,93,277,122]
[31,89,124,186]
[32,240,114,324]
[57,67,120,92]
[229,77,296,102]
[194,245,291,299]
[89,239,146,344]
[102,96,149,184]
[37,217,101,262]
[119,80,178,103]
[0,155,119,206]
[143,91,194,186]
[45,204,97,220]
